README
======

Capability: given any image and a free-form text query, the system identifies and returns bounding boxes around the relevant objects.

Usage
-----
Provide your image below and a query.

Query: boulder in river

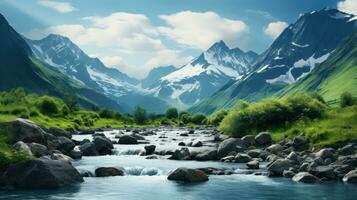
[169,148,191,160]
[267,159,294,176]
[195,150,217,161]
[315,148,335,160]
[343,169,357,183]
[4,159,83,189]
[241,135,255,147]
[167,167,208,182]
[254,132,272,146]
[50,153,74,162]
[144,145,156,155]
[234,153,251,163]
[95,167,125,177]
[55,136,76,154]
[93,136,113,155]
[0,119,47,145]
[118,135,138,144]
[292,172,319,183]
[49,127,71,138]
[80,142,98,156]
[192,141,203,147]
[246,160,259,169]
[217,138,246,158]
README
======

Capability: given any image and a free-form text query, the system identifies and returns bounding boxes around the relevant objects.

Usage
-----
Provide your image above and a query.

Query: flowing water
[1,128,356,200]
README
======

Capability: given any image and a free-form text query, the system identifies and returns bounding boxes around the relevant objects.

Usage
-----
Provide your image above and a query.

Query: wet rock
[49,127,71,138]
[267,144,284,154]
[310,166,336,180]
[338,144,355,156]
[246,160,259,169]
[221,155,235,162]
[234,153,251,163]
[242,135,255,147]
[93,136,113,155]
[343,169,357,183]
[167,168,208,182]
[247,149,262,158]
[28,143,50,157]
[180,133,189,137]
[50,153,73,162]
[169,148,191,160]
[195,150,217,161]
[95,167,124,177]
[80,142,98,156]
[217,138,246,158]
[267,159,294,176]
[146,155,158,159]
[292,172,319,183]
[283,170,296,178]
[68,149,82,159]
[0,119,47,145]
[13,141,32,157]
[178,142,186,146]
[315,148,335,160]
[299,162,309,172]
[55,136,76,154]
[192,141,203,147]
[188,130,195,134]
[292,136,306,149]
[286,152,300,164]
[144,145,156,155]
[79,169,94,177]
[255,132,272,146]
[4,159,83,189]
[118,135,138,144]
[130,133,145,140]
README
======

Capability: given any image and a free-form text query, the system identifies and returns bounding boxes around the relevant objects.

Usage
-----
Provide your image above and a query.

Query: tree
[166,107,178,119]
[340,92,355,107]
[190,113,207,125]
[64,95,79,112]
[134,106,147,124]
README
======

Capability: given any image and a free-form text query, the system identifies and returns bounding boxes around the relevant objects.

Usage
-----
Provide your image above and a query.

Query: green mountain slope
[277,32,357,104]
[0,13,123,112]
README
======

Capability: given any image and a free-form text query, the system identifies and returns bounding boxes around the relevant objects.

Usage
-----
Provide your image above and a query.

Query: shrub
[220,94,326,137]
[166,107,178,119]
[207,109,228,126]
[10,107,28,115]
[62,105,70,116]
[134,106,147,124]
[37,96,59,115]
[179,113,191,124]
[29,110,39,117]
[340,92,355,108]
[99,109,115,119]
[0,150,30,171]
[190,113,207,125]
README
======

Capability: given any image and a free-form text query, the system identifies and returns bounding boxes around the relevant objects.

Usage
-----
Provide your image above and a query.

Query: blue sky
[0,0,355,78]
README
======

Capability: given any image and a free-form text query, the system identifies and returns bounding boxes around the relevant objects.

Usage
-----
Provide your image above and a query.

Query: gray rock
[246,160,259,169]
[299,162,309,172]
[56,136,76,154]
[267,159,294,176]
[217,138,246,158]
[28,143,50,157]
[255,132,272,146]
[338,144,355,156]
[180,133,189,137]
[169,148,191,160]
[49,127,71,138]
[292,136,306,149]
[50,153,74,162]
[315,148,335,160]
[118,135,138,144]
[80,142,98,156]
[283,170,296,178]
[4,159,83,189]
[247,149,262,158]
[292,172,319,183]
[13,141,32,157]
[144,145,156,155]
[287,152,300,164]
[242,135,255,147]
[310,166,336,180]
[68,150,82,159]
[235,153,251,163]
[146,155,158,159]
[342,169,357,183]
[192,141,203,147]
[267,144,284,154]
[0,119,47,145]
[167,168,208,182]
[221,155,235,162]
[195,150,217,161]
[93,136,113,155]
[95,167,124,177]
[178,142,186,146]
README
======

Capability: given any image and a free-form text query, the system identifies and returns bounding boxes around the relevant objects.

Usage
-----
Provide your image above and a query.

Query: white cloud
[100,56,125,68]
[159,11,249,50]
[145,50,193,69]
[28,12,165,53]
[38,0,77,13]
[337,0,357,15]
[263,21,288,39]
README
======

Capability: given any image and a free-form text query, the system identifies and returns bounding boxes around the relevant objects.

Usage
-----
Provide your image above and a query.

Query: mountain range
[147,41,258,108]
[189,9,357,114]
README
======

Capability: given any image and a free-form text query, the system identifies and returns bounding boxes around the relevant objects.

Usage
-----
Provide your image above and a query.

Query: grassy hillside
[278,32,357,105]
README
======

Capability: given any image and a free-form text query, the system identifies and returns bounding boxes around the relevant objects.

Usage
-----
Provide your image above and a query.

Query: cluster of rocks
[0,119,85,189]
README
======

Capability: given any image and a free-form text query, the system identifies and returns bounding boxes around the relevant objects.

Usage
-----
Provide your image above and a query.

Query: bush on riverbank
[220,94,326,137]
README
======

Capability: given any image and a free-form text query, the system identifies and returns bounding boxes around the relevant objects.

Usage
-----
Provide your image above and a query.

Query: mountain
[189,9,357,114]
[0,13,123,111]
[148,40,258,107]
[26,34,170,114]
[278,31,357,104]
[141,66,176,88]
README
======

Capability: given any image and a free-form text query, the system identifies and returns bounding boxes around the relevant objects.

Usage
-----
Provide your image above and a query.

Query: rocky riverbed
[0,119,356,199]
